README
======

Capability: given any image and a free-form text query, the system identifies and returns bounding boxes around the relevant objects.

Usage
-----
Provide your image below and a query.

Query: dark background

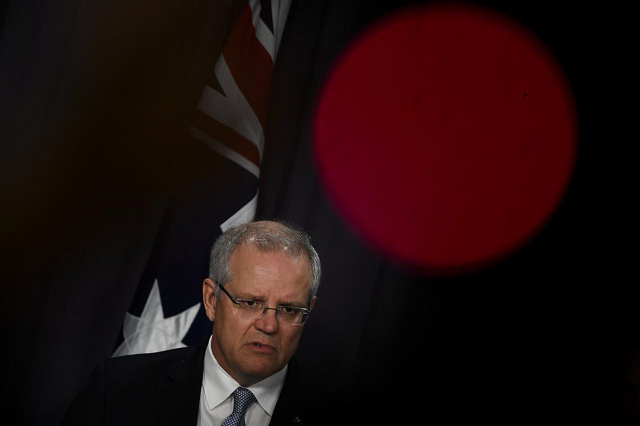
[1,1,637,425]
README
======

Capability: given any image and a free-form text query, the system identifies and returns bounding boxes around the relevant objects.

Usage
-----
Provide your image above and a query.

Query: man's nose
[254,307,279,333]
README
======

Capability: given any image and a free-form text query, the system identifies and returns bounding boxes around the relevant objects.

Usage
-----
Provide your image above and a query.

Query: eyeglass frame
[216,283,311,325]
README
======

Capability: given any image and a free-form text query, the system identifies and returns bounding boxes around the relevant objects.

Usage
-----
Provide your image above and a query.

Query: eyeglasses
[217,283,311,325]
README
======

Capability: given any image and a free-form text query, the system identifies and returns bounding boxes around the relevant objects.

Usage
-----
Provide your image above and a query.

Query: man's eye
[281,307,297,315]
[239,300,259,309]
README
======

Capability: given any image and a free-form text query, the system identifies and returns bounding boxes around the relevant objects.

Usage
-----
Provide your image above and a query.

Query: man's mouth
[249,341,275,351]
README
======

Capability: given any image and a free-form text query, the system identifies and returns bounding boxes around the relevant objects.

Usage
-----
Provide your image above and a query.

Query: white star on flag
[112,279,200,357]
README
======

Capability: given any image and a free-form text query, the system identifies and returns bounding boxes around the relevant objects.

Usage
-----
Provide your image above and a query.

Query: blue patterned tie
[222,387,257,426]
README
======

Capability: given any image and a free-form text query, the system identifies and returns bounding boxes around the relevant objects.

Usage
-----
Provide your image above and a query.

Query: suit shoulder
[106,346,192,370]
[104,343,205,383]
[62,344,207,425]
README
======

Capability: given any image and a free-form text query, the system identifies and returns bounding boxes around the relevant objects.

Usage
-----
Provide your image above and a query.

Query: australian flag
[113,0,288,356]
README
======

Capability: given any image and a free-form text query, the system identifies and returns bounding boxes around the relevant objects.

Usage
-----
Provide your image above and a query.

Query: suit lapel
[155,341,208,426]
[270,358,315,426]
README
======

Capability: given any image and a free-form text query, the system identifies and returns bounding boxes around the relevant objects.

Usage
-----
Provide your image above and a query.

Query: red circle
[314,4,577,274]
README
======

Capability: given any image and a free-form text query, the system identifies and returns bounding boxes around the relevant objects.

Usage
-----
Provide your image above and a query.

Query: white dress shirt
[197,336,288,426]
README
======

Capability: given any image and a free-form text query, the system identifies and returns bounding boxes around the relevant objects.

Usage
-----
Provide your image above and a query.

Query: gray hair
[209,220,321,304]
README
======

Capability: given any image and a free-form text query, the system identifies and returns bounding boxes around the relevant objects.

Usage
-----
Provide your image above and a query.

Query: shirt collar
[203,335,288,417]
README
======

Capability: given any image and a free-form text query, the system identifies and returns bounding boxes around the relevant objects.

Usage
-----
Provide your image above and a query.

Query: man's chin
[240,360,283,384]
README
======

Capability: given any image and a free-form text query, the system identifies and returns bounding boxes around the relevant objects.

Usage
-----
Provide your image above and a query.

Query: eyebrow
[277,300,307,308]
[236,293,306,307]
[235,291,265,301]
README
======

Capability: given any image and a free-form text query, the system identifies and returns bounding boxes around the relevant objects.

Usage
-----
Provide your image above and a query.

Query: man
[62,220,322,425]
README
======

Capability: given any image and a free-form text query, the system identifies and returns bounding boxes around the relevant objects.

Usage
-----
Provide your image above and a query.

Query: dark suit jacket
[61,340,323,426]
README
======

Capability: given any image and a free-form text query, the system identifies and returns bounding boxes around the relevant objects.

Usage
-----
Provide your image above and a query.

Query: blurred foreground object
[314,3,577,275]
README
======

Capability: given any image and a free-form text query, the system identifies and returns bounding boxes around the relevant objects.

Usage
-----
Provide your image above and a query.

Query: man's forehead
[231,242,309,267]
[228,244,312,290]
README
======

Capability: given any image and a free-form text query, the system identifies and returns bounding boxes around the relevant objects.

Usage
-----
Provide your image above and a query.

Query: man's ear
[308,295,317,312]
[202,278,217,322]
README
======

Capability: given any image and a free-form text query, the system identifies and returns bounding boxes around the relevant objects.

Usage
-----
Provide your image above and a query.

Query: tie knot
[222,387,257,426]
[233,387,256,408]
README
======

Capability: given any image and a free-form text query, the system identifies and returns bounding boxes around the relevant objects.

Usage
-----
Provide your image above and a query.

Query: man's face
[203,244,316,387]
